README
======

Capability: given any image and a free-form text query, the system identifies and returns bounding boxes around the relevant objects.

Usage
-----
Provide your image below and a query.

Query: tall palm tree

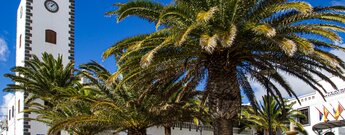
[104,0,345,134]
[241,96,307,135]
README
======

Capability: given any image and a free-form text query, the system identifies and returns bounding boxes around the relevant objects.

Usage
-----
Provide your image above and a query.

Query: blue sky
[0,0,345,107]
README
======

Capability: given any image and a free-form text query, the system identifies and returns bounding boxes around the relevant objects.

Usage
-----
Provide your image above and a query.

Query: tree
[3,53,106,135]
[25,96,107,135]
[53,61,205,135]
[4,53,77,105]
[241,96,307,135]
[80,62,210,135]
[104,0,345,135]
[154,89,210,135]
[61,61,158,135]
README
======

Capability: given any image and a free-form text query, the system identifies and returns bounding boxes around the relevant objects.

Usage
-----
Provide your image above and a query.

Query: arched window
[18,100,20,113]
[19,34,22,48]
[45,29,57,44]
[8,110,11,120]
[12,106,14,117]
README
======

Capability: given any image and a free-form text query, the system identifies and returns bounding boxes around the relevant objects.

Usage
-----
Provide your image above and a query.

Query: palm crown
[104,0,345,134]
[63,62,204,135]
[4,53,76,104]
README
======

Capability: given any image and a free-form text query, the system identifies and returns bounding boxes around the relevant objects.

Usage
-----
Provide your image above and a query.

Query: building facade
[290,75,345,135]
[4,0,75,134]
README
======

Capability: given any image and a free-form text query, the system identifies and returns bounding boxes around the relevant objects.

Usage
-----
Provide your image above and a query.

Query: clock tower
[7,0,75,134]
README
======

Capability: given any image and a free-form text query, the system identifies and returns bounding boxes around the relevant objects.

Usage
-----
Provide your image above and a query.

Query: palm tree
[104,1,345,134]
[154,89,210,135]
[4,52,77,105]
[3,53,105,135]
[72,62,157,135]
[52,61,205,135]
[25,97,107,135]
[241,96,307,135]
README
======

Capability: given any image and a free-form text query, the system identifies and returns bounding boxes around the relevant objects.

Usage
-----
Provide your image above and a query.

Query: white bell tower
[7,0,75,134]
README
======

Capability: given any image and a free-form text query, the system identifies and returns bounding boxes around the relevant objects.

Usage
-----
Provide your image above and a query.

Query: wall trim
[68,0,75,61]
[24,0,33,134]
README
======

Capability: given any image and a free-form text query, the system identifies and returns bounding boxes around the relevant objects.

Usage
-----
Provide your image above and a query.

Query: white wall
[8,1,27,134]
[16,0,25,67]
[96,127,253,135]
[30,0,71,65]
[146,126,214,135]
[6,96,15,135]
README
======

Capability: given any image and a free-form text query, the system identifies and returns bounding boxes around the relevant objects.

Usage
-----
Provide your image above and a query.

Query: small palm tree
[3,53,107,135]
[4,53,77,105]
[54,61,205,135]
[241,96,307,135]
[104,1,345,134]
[26,97,107,135]
[69,62,157,135]
[154,90,210,135]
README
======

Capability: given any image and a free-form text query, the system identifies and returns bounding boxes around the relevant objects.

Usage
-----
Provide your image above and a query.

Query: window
[18,100,20,113]
[19,34,22,48]
[12,106,14,117]
[45,29,57,44]
[298,107,310,125]
[20,6,23,19]
[8,110,11,121]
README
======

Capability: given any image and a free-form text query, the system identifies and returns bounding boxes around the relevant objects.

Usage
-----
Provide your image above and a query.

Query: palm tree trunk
[164,125,172,135]
[257,130,264,135]
[213,118,233,135]
[206,63,241,135]
[128,129,147,135]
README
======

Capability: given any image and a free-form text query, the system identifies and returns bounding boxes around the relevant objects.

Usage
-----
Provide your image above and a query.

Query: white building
[4,0,75,134]
[290,75,345,135]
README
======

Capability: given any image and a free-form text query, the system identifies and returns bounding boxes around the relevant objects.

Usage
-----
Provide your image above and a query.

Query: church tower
[6,0,75,134]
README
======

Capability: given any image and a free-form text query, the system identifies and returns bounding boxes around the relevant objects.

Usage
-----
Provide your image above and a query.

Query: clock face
[45,0,59,13]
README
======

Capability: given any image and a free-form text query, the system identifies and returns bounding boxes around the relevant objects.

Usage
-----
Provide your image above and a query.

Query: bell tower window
[12,106,14,117]
[18,100,20,113]
[9,110,11,120]
[19,34,22,48]
[45,29,57,44]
